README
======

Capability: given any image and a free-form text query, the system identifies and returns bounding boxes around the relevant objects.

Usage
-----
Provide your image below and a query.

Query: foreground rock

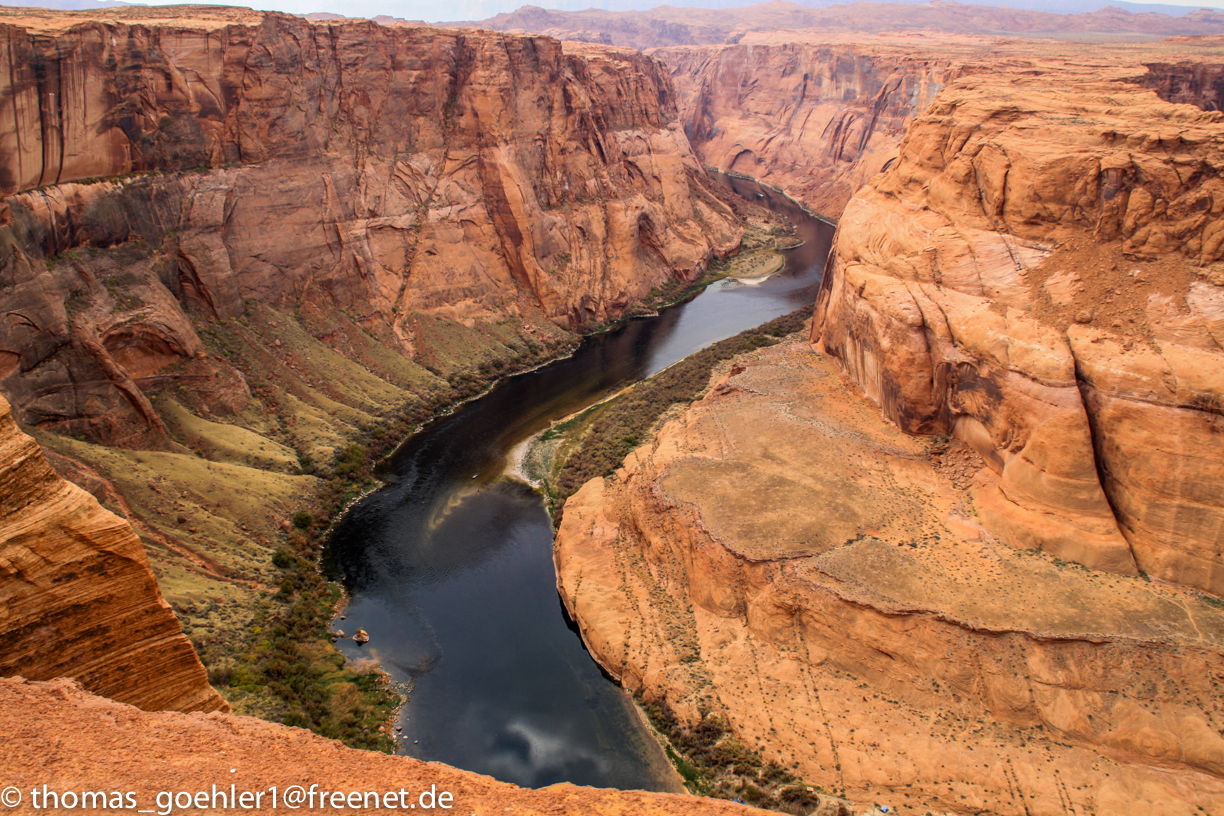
[1,676,757,816]
[0,394,225,714]
[814,60,1224,593]
[557,340,1224,815]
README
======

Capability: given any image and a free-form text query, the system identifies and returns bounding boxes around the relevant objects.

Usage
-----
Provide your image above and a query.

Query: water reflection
[328,174,834,791]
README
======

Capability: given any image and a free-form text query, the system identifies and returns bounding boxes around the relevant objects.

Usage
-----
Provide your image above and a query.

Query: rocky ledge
[814,59,1224,593]
[1,675,758,816]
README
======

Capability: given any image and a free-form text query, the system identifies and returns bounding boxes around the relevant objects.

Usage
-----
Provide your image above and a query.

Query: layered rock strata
[2,675,755,816]
[814,62,1224,593]
[557,340,1224,815]
[0,6,740,443]
[656,41,959,217]
[0,393,225,713]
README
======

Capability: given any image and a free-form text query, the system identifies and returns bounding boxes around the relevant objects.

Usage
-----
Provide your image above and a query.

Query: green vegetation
[200,528,396,753]
[331,444,367,479]
[554,305,813,508]
[215,306,811,751]
[642,698,831,814]
[178,305,581,753]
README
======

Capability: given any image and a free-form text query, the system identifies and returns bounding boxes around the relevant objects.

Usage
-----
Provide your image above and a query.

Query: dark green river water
[329,175,834,791]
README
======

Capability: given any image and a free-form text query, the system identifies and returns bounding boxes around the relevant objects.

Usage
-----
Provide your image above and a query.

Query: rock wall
[656,41,959,218]
[0,393,226,713]
[1141,59,1224,111]
[814,62,1224,593]
[0,8,741,443]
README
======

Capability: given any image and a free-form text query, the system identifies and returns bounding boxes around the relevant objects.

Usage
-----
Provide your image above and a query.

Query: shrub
[332,444,367,478]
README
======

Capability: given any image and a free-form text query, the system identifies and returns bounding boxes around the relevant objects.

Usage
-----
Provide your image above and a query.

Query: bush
[271,549,293,569]
[332,444,367,479]
[291,511,314,530]
[641,698,824,814]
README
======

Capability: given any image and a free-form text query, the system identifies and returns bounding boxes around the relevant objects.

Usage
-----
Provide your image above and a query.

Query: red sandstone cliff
[0,7,740,443]
[813,60,1224,592]
[553,48,1224,816]
[556,340,1224,815]
[0,393,225,713]
[656,40,958,217]
[0,5,744,731]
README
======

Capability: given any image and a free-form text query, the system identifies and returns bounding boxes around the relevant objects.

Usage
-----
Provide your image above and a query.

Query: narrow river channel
[328,175,835,792]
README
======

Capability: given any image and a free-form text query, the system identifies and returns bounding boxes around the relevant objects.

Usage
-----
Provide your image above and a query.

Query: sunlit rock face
[557,340,1224,816]
[0,393,227,713]
[555,55,1224,816]
[814,62,1224,591]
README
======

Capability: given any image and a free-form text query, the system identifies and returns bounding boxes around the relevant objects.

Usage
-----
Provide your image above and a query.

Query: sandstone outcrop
[1,675,756,816]
[0,6,740,443]
[557,340,1224,815]
[657,41,958,217]
[0,393,226,713]
[814,61,1224,593]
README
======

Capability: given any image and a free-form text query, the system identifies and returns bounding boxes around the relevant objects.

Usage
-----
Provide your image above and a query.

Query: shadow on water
[328,173,834,791]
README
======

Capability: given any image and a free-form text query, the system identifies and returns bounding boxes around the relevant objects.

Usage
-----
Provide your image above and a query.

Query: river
[328,174,835,792]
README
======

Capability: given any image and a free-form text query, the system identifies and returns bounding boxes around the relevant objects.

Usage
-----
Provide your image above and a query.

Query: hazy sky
[126,0,1224,24]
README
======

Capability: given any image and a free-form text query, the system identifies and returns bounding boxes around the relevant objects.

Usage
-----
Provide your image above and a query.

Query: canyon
[0,3,740,731]
[656,38,959,218]
[3,2,1224,816]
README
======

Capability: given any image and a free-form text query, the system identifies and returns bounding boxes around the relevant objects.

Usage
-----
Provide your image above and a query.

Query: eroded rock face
[0,8,740,442]
[0,393,226,713]
[1141,59,1224,111]
[657,41,958,217]
[556,341,1224,815]
[814,63,1224,592]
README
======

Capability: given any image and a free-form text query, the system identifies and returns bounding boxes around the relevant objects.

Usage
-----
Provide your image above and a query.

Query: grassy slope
[42,297,577,751]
